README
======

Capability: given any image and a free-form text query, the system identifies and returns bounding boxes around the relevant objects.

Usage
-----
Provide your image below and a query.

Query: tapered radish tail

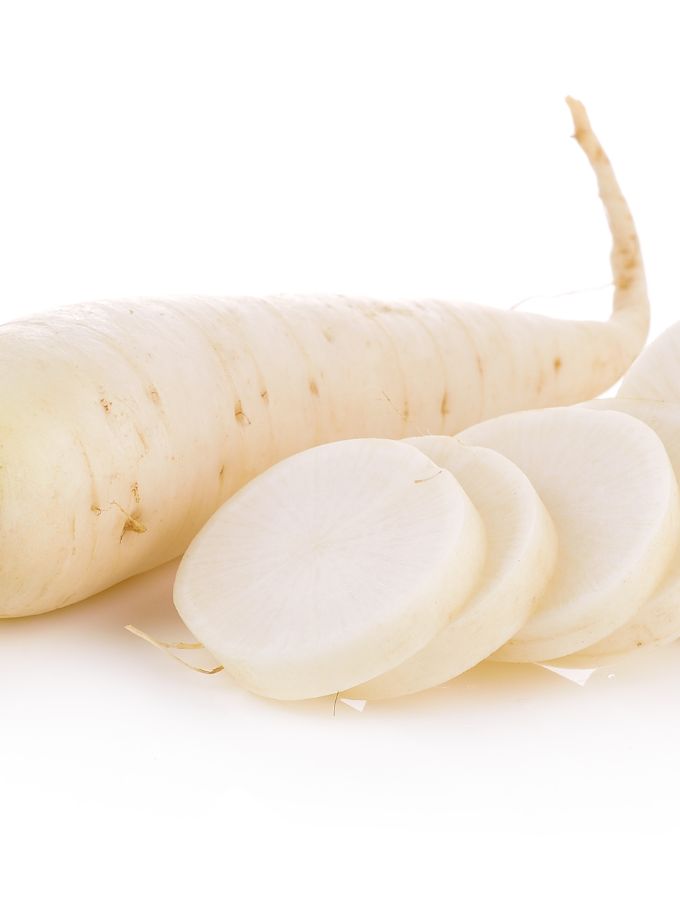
[567,96,649,347]
[467,97,650,417]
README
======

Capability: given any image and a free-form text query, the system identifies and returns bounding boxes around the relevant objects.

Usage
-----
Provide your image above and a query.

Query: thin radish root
[380,391,429,437]
[124,625,204,650]
[566,96,647,333]
[124,624,223,675]
[508,282,613,311]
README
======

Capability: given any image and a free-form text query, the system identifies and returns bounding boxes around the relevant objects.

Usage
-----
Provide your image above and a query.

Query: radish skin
[0,99,649,616]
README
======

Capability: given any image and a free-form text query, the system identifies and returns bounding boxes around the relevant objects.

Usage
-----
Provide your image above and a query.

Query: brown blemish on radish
[219,464,226,482]
[121,516,147,541]
[134,424,149,452]
[234,401,251,425]
[112,500,147,542]
[149,386,161,405]
[91,505,102,516]
[260,388,269,403]
[476,354,484,375]
[76,438,100,513]
[553,356,562,372]
[440,392,450,417]
[100,398,112,413]
[309,379,319,397]
[131,482,141,504]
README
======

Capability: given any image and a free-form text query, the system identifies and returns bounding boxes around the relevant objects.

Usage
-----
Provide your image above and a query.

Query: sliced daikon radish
[554,399,680,665]
[458,407,680,662]
[344,438,558,699]
[618,320,680,402]
[173,438,486,700]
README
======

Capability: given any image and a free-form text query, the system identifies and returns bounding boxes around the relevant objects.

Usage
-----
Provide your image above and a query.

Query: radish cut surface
[458,408,680,662]
[173,438,486,700]
[346,438,557,698]
[618,320,680,402]
[556,399,680,665]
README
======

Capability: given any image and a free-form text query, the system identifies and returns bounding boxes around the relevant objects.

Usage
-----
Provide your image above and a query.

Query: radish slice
[345,438,558,699]
[618,320,680,402]
[555,399,680,665]
[458,407,680,662]
[173,438,486,700]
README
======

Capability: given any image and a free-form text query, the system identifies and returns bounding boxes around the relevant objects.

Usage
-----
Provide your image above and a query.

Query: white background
[1,1,680,897]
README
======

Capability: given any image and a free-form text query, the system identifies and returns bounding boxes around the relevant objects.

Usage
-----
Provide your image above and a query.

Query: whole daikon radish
[0,98,649,616]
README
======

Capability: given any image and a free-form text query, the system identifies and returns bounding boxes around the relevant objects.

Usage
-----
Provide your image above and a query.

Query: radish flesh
[173,439,486,700]
[346,437,557,699]
[458,407,680,662]
[554,399,680,665]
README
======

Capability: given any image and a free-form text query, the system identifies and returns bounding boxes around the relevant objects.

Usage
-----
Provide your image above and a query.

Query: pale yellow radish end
[173,438,486,701]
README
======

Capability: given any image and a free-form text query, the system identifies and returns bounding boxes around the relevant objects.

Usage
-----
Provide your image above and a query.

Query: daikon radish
[0,98,649,617]
[618,320,680,402]
[458,407,680,662]
[345,438,557,698]
[172,439,486,700]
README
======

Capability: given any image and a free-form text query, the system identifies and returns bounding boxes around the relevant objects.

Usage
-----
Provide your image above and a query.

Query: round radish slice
[618,320,680,402]
[173,438,486,700]
[556,398,680,665]
[458,407,680,662]
[345,437,558,699]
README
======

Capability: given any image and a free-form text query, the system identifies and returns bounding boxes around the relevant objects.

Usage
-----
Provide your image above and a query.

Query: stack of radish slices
[172,323,680,701]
